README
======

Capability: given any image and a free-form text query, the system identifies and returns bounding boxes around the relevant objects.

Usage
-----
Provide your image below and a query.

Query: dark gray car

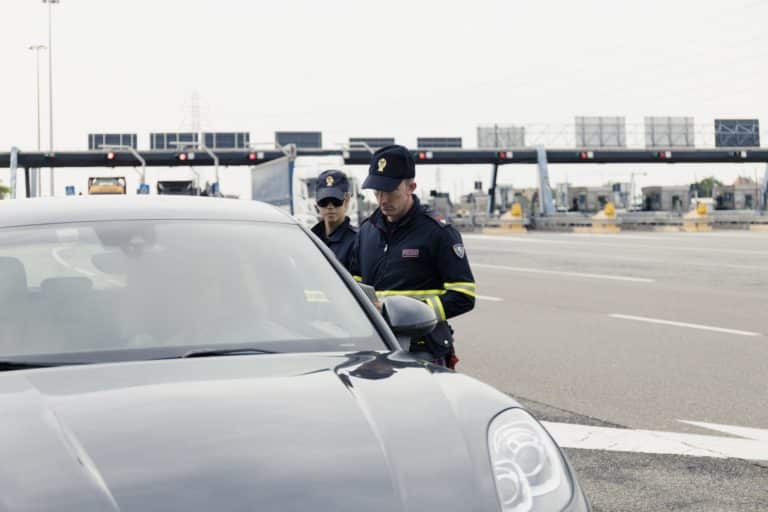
[0,196,590,512]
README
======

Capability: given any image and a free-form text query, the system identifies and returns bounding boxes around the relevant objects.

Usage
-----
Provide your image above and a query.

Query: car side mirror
[382,295,437,338]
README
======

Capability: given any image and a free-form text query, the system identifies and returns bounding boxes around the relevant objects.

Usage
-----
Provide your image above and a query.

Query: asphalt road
[454,231,768,511]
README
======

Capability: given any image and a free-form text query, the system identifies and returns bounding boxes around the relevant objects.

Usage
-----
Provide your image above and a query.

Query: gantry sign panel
[275,131,322,149]
[575,117,626,148]
[417,137,463,148]
[477,125,525,148]
[203,132,250,149]
[715,119,760,148]
[150,132,199,150]
[644,117,695,148]
[88,133,137,150]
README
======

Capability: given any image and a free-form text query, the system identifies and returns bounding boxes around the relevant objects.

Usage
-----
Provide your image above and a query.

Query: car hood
[0,352,516,512]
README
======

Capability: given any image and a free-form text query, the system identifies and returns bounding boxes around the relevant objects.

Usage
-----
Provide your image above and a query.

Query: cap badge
[377,158,387,173]
[326,176,335,187]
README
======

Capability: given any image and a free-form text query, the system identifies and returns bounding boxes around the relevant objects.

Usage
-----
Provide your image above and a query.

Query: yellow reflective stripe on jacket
[375,289,447,298]
[432,296,446,321]
[418,296,447,322]
[443,282,477,297]
[373,290,447,321]
[444,281,476,288]
[352,275,363,282]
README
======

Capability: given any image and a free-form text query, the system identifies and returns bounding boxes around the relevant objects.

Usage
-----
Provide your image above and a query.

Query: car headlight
[488,408,572,512]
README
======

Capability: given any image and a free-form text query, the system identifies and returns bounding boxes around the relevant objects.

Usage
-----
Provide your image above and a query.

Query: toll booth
[642,186,691,212]
[715,183,759,210]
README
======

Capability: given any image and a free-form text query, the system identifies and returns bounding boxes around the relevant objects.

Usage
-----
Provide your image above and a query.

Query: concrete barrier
[483,203,527,234]
[465,207,768,234]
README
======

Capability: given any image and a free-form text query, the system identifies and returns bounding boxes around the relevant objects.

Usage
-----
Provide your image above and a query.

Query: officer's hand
[374,300,383,312]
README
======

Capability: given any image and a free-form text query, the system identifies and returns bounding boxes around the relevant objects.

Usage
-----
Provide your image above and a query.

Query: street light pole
[28,45,46,151]
[29,44,47,197]
[43,0,59,196]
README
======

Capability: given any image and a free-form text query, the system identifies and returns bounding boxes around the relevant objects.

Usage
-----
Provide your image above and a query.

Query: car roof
[0,196,297,229]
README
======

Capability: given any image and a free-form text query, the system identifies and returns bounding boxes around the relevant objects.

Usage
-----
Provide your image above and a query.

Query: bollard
[576,202,620,234]
[483,202,527,235]
[682,202,713,232]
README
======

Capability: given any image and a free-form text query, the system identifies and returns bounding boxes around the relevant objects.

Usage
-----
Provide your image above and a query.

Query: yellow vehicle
[88,177,126,195]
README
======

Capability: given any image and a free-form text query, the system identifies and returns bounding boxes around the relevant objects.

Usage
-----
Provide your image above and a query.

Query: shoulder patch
[452,243,465,259]
[423,212,449,228]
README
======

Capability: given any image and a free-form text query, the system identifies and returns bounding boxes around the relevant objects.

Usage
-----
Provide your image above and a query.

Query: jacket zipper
[373,222,393,285]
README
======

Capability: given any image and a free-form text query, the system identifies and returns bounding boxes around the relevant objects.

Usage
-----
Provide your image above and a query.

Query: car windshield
[0,220,382,363]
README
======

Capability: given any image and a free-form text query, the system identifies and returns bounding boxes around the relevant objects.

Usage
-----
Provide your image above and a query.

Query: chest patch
[401,248,420,258]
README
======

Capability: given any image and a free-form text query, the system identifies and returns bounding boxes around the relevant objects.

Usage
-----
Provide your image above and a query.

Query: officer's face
[375,180,417,221]
[317,195,349,223]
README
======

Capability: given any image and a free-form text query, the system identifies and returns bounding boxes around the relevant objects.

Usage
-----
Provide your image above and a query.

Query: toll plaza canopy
[3,147,768,210]
[3,147,768,169]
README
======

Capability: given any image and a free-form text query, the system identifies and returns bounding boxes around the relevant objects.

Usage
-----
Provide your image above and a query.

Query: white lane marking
[477,295,504,302]
[679,420,768,443]
[528,232,768,241]
[609,314,761,337]
[468,246,768,271]
[541,421,768,461]
[464,234,768,256]
[474,263,655,283]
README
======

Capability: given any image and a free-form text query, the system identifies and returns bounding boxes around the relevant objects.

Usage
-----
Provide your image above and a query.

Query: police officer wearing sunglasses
[311,170,358,268]
[349,145,476,368]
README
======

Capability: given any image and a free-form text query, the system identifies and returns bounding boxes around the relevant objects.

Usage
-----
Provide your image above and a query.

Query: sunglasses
[317,197,344,208]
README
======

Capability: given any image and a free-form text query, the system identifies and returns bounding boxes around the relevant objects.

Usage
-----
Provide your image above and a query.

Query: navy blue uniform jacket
[349,196,476,357]
[311,217,358,269]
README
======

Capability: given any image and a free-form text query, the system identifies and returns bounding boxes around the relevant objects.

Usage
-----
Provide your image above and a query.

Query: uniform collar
[374,195,422,230]
[312,217,352,242]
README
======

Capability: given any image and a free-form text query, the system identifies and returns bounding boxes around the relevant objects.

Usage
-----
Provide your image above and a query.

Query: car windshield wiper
[177,348,280,359]
[0,361,74,372]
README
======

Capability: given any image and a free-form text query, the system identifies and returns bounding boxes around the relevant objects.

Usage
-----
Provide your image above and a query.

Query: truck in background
[251,155,363,230]
[88,177,126,195]
[157,180,200,196]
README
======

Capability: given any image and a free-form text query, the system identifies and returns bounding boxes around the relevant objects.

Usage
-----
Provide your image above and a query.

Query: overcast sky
[2,0,767,196]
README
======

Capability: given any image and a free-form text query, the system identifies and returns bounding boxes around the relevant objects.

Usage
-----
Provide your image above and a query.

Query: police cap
[362,144,415,192]
[316,169,349,202]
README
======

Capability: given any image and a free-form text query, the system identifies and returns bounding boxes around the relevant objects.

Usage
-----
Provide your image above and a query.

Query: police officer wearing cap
[312,169,358,268]
[349,145,476,368]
